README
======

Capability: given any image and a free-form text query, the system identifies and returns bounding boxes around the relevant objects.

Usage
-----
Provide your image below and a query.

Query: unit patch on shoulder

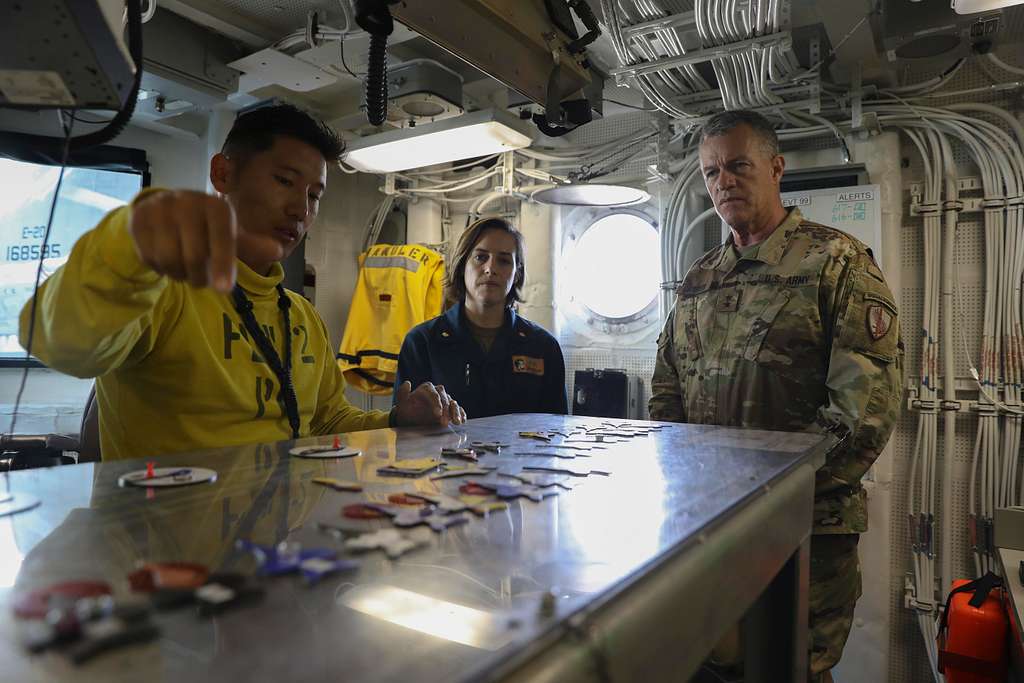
[512,355,544,375]
[867,304,893,341]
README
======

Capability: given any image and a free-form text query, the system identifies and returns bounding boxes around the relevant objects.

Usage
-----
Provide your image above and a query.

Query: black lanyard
[231,284,300,439]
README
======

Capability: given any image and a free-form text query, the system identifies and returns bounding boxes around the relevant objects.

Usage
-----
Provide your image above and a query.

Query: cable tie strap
[912,399,939,413]
[1007,195,1024,208]
[909,598,935,614]
[940,399,962,411]
[916,202,941,217]
[982,196,1006,210]
[942,200,964,212]
[972,402,998,415]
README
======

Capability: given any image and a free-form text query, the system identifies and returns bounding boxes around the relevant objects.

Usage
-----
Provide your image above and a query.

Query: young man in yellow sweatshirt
[19,104,465,461]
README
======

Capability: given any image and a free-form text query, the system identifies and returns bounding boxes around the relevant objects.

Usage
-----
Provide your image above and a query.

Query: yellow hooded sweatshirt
[19,191,390,461]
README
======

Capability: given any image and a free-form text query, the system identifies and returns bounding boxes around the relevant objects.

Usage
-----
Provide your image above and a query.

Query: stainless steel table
[0,414,829,682]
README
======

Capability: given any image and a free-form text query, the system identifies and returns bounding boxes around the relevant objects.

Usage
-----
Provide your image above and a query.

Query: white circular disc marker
[289,445,362,459]
[118,467,218,488]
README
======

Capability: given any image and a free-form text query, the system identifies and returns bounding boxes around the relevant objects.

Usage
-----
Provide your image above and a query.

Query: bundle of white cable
[897,124,943,681]
[617,0,711,97]
[361,194,397,252]
[877,107,1024,568]
[858,100,1024,683]
[600,0,700,118]
[659,154,703,318]
[693,0,788,111]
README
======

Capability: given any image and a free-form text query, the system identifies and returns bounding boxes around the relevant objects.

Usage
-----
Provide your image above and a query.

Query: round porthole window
[559,207,661,344]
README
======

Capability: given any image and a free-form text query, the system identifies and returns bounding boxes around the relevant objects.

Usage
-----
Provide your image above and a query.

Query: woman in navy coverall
[393,218,568,419]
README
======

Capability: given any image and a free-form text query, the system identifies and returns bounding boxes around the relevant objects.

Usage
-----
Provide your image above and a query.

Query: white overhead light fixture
[952,0,1024,14]
[532,183,651,207]
[342,108,533,174]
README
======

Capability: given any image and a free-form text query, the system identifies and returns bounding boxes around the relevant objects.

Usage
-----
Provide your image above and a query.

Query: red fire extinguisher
[936,572,1009,683]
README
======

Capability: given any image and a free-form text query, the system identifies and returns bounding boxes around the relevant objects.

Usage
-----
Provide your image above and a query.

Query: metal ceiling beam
[158,0,276,47]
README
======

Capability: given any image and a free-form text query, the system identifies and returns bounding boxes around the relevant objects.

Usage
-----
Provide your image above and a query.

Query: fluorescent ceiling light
[343,109,533,174]
[532,183,651,207]
[952,0,1024,13]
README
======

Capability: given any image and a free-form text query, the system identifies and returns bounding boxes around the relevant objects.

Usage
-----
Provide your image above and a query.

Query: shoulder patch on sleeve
[867,303,894,341]
[840,262,899,363]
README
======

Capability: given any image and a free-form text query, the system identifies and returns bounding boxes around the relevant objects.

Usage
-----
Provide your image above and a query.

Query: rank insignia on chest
[867,304,893,340]
[512,355,544,375]
[716,291,740,312]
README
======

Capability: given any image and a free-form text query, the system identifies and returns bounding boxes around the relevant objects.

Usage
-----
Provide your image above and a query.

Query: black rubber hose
[572,0,599,33]
[365,31,388,126]
[355,0,396,127]
[567,0,601,53]
[70,0,143,150]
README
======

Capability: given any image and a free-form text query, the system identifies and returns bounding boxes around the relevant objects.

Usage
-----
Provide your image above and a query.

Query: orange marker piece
[333,435,341,450]
[145,461,155,479]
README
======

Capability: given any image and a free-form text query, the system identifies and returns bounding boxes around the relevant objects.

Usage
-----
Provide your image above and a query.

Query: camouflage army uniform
[650,208,903,679]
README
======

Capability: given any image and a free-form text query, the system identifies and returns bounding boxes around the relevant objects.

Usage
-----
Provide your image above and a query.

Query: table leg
[741,534,810,683]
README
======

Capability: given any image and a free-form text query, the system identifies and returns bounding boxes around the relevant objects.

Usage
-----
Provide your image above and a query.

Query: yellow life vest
[337,244,445,394]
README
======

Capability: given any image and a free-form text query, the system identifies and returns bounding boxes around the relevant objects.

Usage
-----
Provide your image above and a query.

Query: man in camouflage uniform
[650,110,903,682]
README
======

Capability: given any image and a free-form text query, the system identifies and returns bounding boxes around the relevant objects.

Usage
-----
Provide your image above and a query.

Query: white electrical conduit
[676,206,718,277]
[900,124,942,681]
[659,156,702,319]
[402,154,501,177]
[988,53,1024,77]
[397,168,499,189]
[141,0,157,23]
[935,129,959,610]
[400,170,501,195]
[882,59,966,97]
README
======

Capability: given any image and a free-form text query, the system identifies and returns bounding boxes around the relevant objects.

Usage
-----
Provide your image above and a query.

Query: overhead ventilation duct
[385,60,464,128]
